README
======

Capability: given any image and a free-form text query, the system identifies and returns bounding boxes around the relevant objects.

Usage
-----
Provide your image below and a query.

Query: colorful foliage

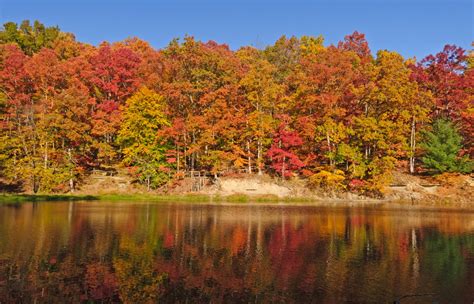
[1,20,472,195]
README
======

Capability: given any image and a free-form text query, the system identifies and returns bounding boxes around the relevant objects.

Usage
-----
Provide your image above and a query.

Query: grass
[0,193,213,203]
[224,193,250,203]
[0,194,98,203]
[0,192,325,204]
[1,193,471,210]
[97,193,212,202]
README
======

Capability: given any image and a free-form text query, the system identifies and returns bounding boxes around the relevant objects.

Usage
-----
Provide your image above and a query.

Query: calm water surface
[0,202,473,303]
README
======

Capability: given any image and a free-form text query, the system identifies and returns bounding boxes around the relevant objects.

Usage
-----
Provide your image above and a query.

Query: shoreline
[1,193,473,211]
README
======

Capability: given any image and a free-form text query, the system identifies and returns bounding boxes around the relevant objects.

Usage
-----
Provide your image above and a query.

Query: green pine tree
[420,118,472,174]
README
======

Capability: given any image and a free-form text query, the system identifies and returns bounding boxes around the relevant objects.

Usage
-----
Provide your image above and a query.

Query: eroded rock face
[218,178,291,197]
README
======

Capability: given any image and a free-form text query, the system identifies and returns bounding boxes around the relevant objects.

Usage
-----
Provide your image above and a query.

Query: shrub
[348,179,367,193]
[307,169,346,192]
[433,172,465,187]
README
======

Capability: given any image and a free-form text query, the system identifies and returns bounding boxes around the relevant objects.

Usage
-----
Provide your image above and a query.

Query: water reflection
[0,202,473,303]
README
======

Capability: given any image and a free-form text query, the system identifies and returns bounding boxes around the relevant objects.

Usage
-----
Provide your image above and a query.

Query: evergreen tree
[420,119,472,174]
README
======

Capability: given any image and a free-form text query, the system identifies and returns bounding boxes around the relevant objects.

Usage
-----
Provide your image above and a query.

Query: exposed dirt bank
[156,171,473,208]
[2,169,472,208]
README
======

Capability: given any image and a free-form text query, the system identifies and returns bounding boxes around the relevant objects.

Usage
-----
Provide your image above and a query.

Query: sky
[1,0,472,59]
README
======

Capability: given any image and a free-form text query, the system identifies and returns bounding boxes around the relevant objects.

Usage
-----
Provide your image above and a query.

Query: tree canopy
[1,20,472,194]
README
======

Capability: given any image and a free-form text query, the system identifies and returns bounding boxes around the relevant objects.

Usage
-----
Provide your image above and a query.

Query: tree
[263,35,301,82]
[0,20,63,55]
[412,44,472,158]
[266,115,304,177]
[86,43,141,165]
[117,87,171,189]
[45,81,93,191]
[358,50,428,175]
[416,45,468,121]
[1,21,472,195]
[420,118,472,174]
[288,45,359,172]
[161,37,243,173]
[238,46,282,174]
[337,31,372,63]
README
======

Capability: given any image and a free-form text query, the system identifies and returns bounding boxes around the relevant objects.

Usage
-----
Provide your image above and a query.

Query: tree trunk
[68,148,74,192]
[247,140,252,174]
[176,144,180,173]
[184,131,188,172]
[191,130,196,171]
[32,171,39,194]
[326,131,332,166]
[44,141,48,169]
[256,100,263,176]
[280,139,285,178]
[257,140,262,175]
[409,117,416,174]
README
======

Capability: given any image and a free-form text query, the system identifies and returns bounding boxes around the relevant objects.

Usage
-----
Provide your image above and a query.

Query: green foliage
[420,119,472,174]
[422,234,471,293]
[225,193,250,203]
[336,143,366,178]
[0,20,63,55]
[0,194,97,203]
[117,87,172,189]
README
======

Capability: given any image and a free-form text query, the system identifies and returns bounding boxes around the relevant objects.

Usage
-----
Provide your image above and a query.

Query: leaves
[266,116,305,177]
[117,87,171,189]
[0,19,472,194]
[420,119,473,174]
[0,20,64,55]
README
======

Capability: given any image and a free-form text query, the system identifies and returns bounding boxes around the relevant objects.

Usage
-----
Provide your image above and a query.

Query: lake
[0,201,473,303]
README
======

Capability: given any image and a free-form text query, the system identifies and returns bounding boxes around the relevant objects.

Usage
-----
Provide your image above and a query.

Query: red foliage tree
[266,115,305,177]
[415,45,468,120]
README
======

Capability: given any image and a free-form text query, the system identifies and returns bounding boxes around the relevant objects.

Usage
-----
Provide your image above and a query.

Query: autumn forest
[1,20,472,196]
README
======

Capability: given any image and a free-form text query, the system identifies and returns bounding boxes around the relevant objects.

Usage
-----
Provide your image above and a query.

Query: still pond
[0,201,473,303]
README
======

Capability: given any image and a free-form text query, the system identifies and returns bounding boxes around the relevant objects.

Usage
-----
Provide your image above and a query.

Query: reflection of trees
[421,231,474,299]
[0,203,473,302]
[85,262,117,301]
[113,237,166,303]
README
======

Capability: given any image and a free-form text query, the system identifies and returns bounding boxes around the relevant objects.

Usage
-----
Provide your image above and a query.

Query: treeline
[0,20,472,194]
